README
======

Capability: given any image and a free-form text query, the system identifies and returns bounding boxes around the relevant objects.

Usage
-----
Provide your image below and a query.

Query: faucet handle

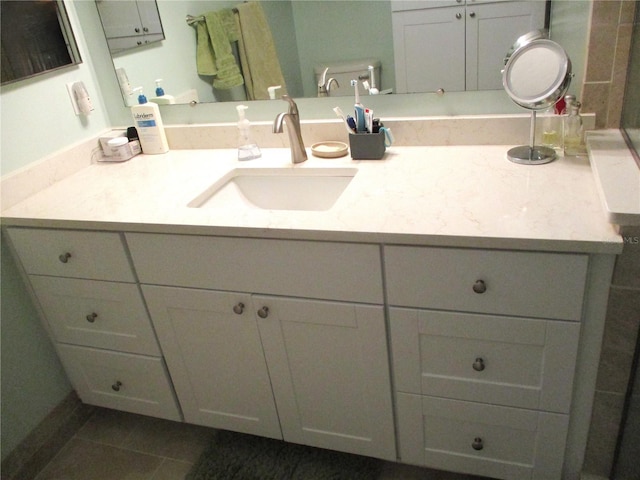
[281,95,299,115]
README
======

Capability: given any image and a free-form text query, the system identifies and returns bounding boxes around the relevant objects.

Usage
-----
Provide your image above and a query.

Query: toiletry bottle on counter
[131,87,169,154]
[564,96,585,156]
[236,104,261,160]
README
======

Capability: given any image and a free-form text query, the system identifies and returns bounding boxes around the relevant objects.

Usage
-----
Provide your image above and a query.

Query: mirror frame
[1,0,82,86]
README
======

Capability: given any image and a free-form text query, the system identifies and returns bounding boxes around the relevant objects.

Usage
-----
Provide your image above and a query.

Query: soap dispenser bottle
[564,96,585,156]
[131,87,169,154]
[236,105,261,160]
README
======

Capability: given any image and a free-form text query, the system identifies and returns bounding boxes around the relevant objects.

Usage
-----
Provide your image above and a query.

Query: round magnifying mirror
[502,32,572,165]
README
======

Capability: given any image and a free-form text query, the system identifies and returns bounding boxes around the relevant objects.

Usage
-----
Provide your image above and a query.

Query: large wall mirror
[1,0,82,85]
[96,0,567,107]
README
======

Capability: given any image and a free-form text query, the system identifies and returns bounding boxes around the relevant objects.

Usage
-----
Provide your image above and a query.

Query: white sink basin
[188,168,358,211]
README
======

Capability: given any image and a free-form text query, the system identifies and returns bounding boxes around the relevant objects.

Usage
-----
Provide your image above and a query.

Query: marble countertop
[0,143,622,254]
[587,129,640,226]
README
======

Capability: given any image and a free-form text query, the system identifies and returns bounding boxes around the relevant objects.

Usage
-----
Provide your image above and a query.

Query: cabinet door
[390,308,580,413]
[136,0,163,35]
[396,393,568,480]
[392,6,466,93]
[57,344,181,421]
[96,1,143,38]
[142,286,282,439]
[466,1,547,90]
[254,296,396,461]
[29,276,160,356]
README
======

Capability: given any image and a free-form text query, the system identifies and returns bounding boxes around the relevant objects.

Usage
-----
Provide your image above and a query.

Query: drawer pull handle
[86,312,98,323]
[257,306,269,319]
[233,303,245,315]
[58,252,72,263]
[472,437,484,451]
[473,357,485,371]
[472,279,487,294]
[111,381,122,392]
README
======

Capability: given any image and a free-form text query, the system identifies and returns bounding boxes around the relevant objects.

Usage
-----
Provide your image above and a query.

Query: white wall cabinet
[392,0,547,92]
[384,245,589,480]
[126,232,396,461]
[96,0,164,53]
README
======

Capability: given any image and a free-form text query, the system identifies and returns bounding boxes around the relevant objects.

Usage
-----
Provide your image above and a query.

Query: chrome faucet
[273,95,308,164]
[317,67,339,97]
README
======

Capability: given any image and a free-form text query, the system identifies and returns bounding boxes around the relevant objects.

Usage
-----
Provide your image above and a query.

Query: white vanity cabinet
[125,233,396,461]
[5,227,181,422]
[384,245,589,480]
[392,0,546,92]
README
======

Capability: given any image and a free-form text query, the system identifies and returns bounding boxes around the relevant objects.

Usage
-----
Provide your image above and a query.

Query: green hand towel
[235,2,287,100]
[196,10,244,89]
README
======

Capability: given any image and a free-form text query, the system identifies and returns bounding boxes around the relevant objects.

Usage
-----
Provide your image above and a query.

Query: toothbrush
[351,79,366,132]
[333,106,355,133]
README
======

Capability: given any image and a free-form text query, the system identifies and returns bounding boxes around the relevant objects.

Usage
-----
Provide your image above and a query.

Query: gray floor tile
[34,438,163,480]
[120,415,213,463]
[149,459,193,480]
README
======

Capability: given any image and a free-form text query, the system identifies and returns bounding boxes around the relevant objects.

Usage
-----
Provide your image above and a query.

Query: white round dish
[311,141,349,158]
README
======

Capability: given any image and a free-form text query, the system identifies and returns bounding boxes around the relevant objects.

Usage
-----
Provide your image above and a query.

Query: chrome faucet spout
[273,95,307,164]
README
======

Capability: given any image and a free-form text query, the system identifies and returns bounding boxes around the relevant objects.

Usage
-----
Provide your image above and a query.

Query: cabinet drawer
[390,308,579,413]
[126,233,383,303]
[7,228,135,282]
[30,276,160,356]
[384,246,588,320]
[57,344,181,421]
[397,393,568,480]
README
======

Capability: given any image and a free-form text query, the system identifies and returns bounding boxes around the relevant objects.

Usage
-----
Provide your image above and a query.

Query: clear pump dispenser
[564,96,585,156]
[236,105,261,161]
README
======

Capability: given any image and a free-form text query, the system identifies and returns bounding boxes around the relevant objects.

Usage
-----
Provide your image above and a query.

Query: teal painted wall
[0,234,71,460]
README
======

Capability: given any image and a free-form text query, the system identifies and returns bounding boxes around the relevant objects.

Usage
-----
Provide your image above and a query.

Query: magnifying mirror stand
[507,110,556,165]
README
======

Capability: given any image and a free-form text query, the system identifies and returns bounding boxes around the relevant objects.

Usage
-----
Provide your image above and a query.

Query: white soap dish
[311,141,348,158]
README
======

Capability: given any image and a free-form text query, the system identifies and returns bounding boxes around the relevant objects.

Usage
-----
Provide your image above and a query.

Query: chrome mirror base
[507,145,556,165]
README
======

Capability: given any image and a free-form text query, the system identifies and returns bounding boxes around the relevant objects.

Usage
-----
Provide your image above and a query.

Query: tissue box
[349,132,386,160]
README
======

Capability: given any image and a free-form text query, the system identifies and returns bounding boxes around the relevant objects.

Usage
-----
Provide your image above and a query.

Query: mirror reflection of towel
[196,10,244,89]
[235,2,287,100]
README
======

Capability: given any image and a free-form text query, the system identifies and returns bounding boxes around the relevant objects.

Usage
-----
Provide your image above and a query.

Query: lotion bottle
[131,87,169,154]
[236,105,261,160]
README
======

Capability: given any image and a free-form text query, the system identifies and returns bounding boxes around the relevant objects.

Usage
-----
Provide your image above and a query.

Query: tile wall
[582,0,637,128]
[580,2,638,478]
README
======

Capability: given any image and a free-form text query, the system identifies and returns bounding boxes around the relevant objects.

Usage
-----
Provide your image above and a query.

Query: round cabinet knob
[134,27,140,33]
[111,381,122,392]
[472,357,485,372]
[469,11,476,17]
[233,303,245,315]
[257,306,269,319]
[455,12,462,19]
[143,27,149,32]
[436,88,445,96]
[58,252,71,263]
[472,279,487,294]
[86,312,98,323]
[136,41,142,45]
[472,437,484,451]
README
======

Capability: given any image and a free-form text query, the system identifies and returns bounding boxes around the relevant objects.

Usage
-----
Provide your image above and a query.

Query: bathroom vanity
[1,141,622,480]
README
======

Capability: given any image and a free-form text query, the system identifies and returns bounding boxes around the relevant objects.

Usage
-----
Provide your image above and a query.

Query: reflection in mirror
[101,0,553,107]
[1,0,82,85]
[95,0,165,54]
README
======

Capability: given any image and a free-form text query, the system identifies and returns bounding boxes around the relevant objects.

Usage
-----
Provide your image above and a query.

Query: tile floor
[33,407,487,480]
